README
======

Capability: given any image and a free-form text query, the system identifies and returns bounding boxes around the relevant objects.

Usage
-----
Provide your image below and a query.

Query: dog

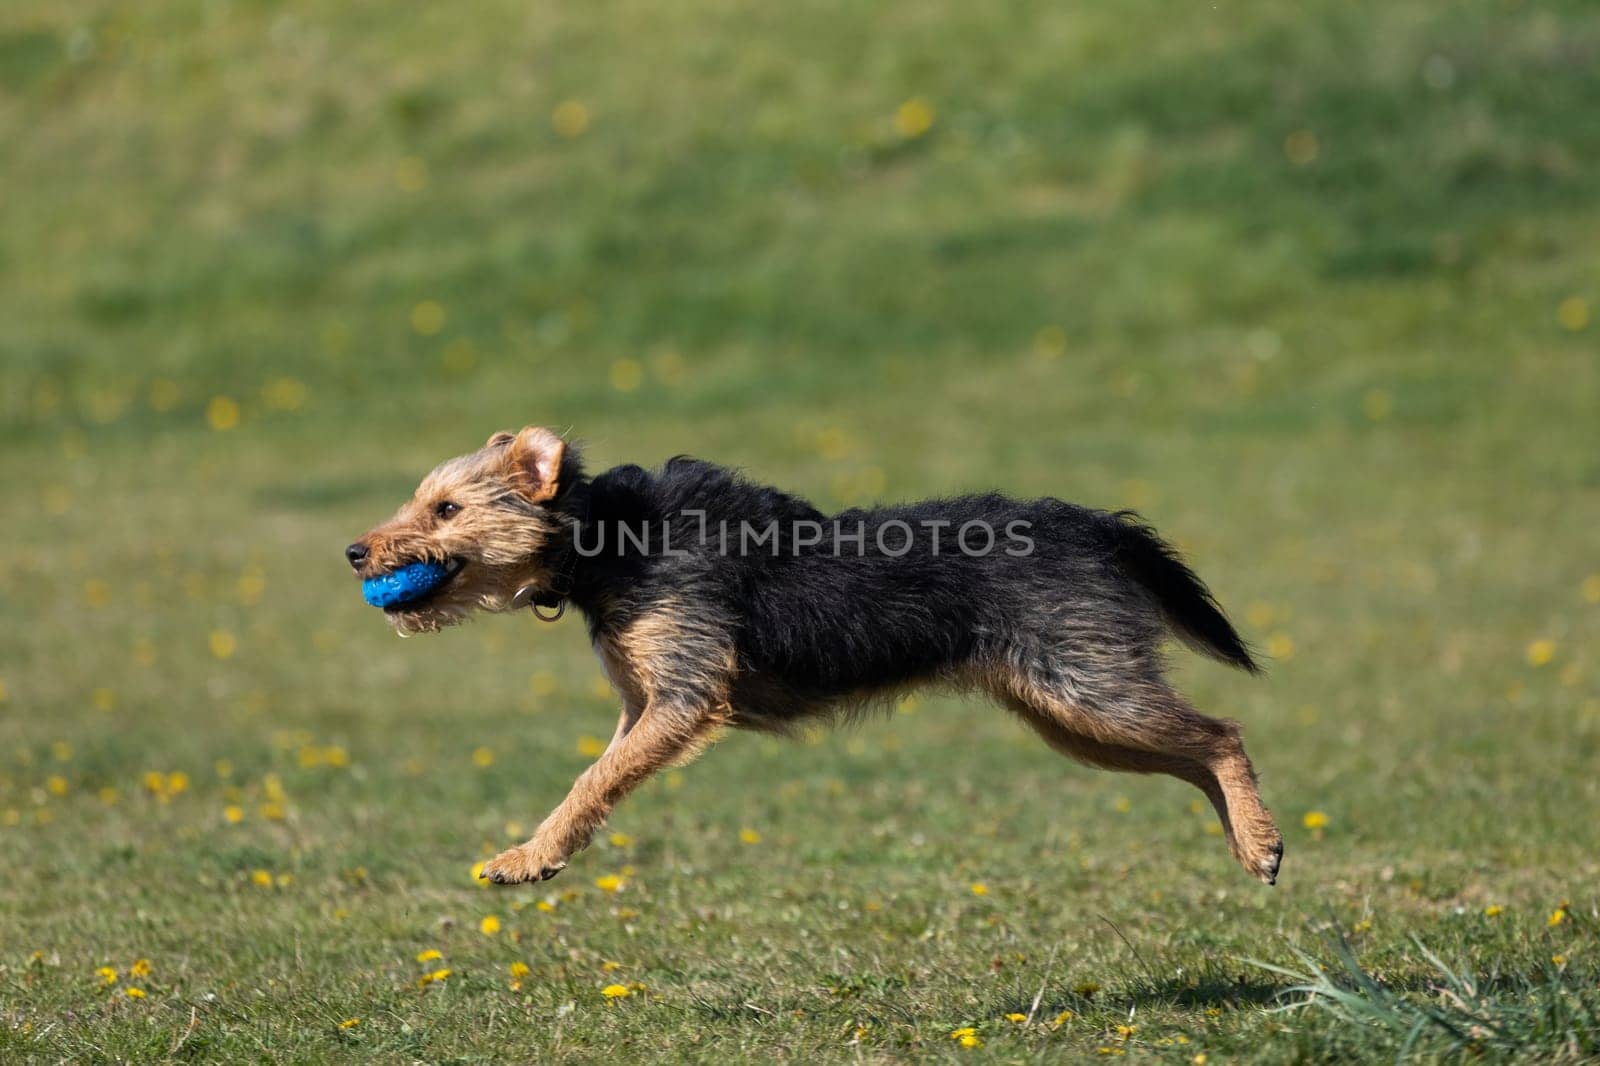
[346,426,1282,886]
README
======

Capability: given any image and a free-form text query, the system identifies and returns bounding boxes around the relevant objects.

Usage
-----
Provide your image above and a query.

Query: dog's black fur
[546,453,1255,728]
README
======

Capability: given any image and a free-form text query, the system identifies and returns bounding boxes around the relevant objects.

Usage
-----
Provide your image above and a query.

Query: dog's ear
[485,430,517,448]
[502,426,567,502]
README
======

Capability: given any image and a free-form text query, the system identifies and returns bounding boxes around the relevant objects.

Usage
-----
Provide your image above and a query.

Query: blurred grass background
[2,0,1598,1061]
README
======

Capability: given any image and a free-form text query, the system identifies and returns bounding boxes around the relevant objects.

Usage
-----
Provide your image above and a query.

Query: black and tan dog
[347,427,1282,886]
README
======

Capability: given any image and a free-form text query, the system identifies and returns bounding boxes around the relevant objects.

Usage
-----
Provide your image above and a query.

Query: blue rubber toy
[362,561,452,609]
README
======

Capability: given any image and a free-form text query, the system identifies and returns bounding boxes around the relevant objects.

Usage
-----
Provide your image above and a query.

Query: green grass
[3,0,1599,1061]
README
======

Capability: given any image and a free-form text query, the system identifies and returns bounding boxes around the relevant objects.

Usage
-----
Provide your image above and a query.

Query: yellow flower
[594,874,624,893]
[480,915,501,935]
[1005,1012,1026,1023]
[1266,633,1295,660]
[472,746,494,768]
[949,1027,976,1040]
[125,987,146,999]
[601,983,631,999]
[1054,1010,1074,1025]
[206,396,240,431]
[224,805,244,824]
[1552,954,1567,967]
[339,1018,360,1030]
[509,962,530,979]
[1557,296,1590,332]
[609,359,643,392]
[130,958,152,977]
[1548,907,1566,927]
[416,949,443,963]
[46,775,68,796]
[552,100,591,138]
[609,832,634,847]
[1302,810,1329,830]
[166,771,189,794]
[1116,1024,1137,1037]
[970,883,989,896]
[209,630,236,660]
[576,735,607,757]
[1193,1056,1208,1066]
[894,98,935,138]
[422,968,451,984]
[1526,639,1556,667]
[410,300,445,336]
[251,869,273,888]
[1484,904,1503,918]
[535,900,556,913]
[471,861,488,885]
[739,827,762,845]
[96,966,118,986]
[959,1034,981,1048]
[1582,574,1600,604]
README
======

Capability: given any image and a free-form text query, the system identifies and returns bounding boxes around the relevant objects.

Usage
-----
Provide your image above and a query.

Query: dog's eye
[435,501,461,520]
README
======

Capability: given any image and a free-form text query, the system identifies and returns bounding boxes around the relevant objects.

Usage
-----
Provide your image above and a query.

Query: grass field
[3,0,1599,1061]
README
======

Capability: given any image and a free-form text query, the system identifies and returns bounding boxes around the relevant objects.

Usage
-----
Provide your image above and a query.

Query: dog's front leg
[481,699,710,885]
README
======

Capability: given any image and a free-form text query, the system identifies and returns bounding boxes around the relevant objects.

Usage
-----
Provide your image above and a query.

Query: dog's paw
[481,843,568,885]
[1245,834,1284,886]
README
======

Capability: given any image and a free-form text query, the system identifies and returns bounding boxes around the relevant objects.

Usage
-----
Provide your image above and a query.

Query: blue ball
[362,560,452,609]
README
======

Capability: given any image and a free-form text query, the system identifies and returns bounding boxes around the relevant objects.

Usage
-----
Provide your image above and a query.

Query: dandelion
[552,100,591,138]
[594,874,624,893]
[602,959,623,972]
[130,958,152,977]
[1193,1056,1208,1066]
[1266,633,1295,660]
[472,746,494,768]
[1302,810,1329,830]
[1557,296,1590,332]
[411,300,446,336]
[1484,904,1503,918]
[601,983,630,999]
[970,883,989,896]
[207,396,240,431]
[472,861,488,885]
[510,962,530,979]
[1552,954,1568,967]
[949,1027,976,1040]
[739,827,762,845]
[958,1033,982,1048]
[416,949,443,963]
[535,900,555,913]
[480,915,501,935]
[576,735,606,757]
[609,359,643,392]
[1113,796,1131,813]
[1582,574,1600,604]
[1054,1010,1074,1025]
[609,832,633,847]
[1005,1012,1027,1023]
[1526,639,1556,667]
[46,775,68,796]
[251,870,273,888]
[125,987,147,999]
[96,966,118,986]
[419,968,451,985]
[339,1018,360,1029]
[1548,906,1567,927]
[894,98,935,138]
[209,630,237,660]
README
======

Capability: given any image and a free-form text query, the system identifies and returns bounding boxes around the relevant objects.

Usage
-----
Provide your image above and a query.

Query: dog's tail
[1103,512,1259,674]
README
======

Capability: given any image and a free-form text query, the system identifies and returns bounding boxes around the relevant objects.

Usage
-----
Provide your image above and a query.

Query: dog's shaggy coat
[349,427,1282,886]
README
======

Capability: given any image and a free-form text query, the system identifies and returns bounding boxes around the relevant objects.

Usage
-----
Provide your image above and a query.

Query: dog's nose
[345,542,369,570]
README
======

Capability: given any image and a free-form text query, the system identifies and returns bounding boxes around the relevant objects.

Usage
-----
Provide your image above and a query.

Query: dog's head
[346,426,578,634]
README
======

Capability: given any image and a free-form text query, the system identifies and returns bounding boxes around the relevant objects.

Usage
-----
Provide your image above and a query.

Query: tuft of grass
[1248,934,1600,1063]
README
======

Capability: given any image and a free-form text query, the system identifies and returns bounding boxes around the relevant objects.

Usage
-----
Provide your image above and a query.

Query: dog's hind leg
[989,666,1282,884]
